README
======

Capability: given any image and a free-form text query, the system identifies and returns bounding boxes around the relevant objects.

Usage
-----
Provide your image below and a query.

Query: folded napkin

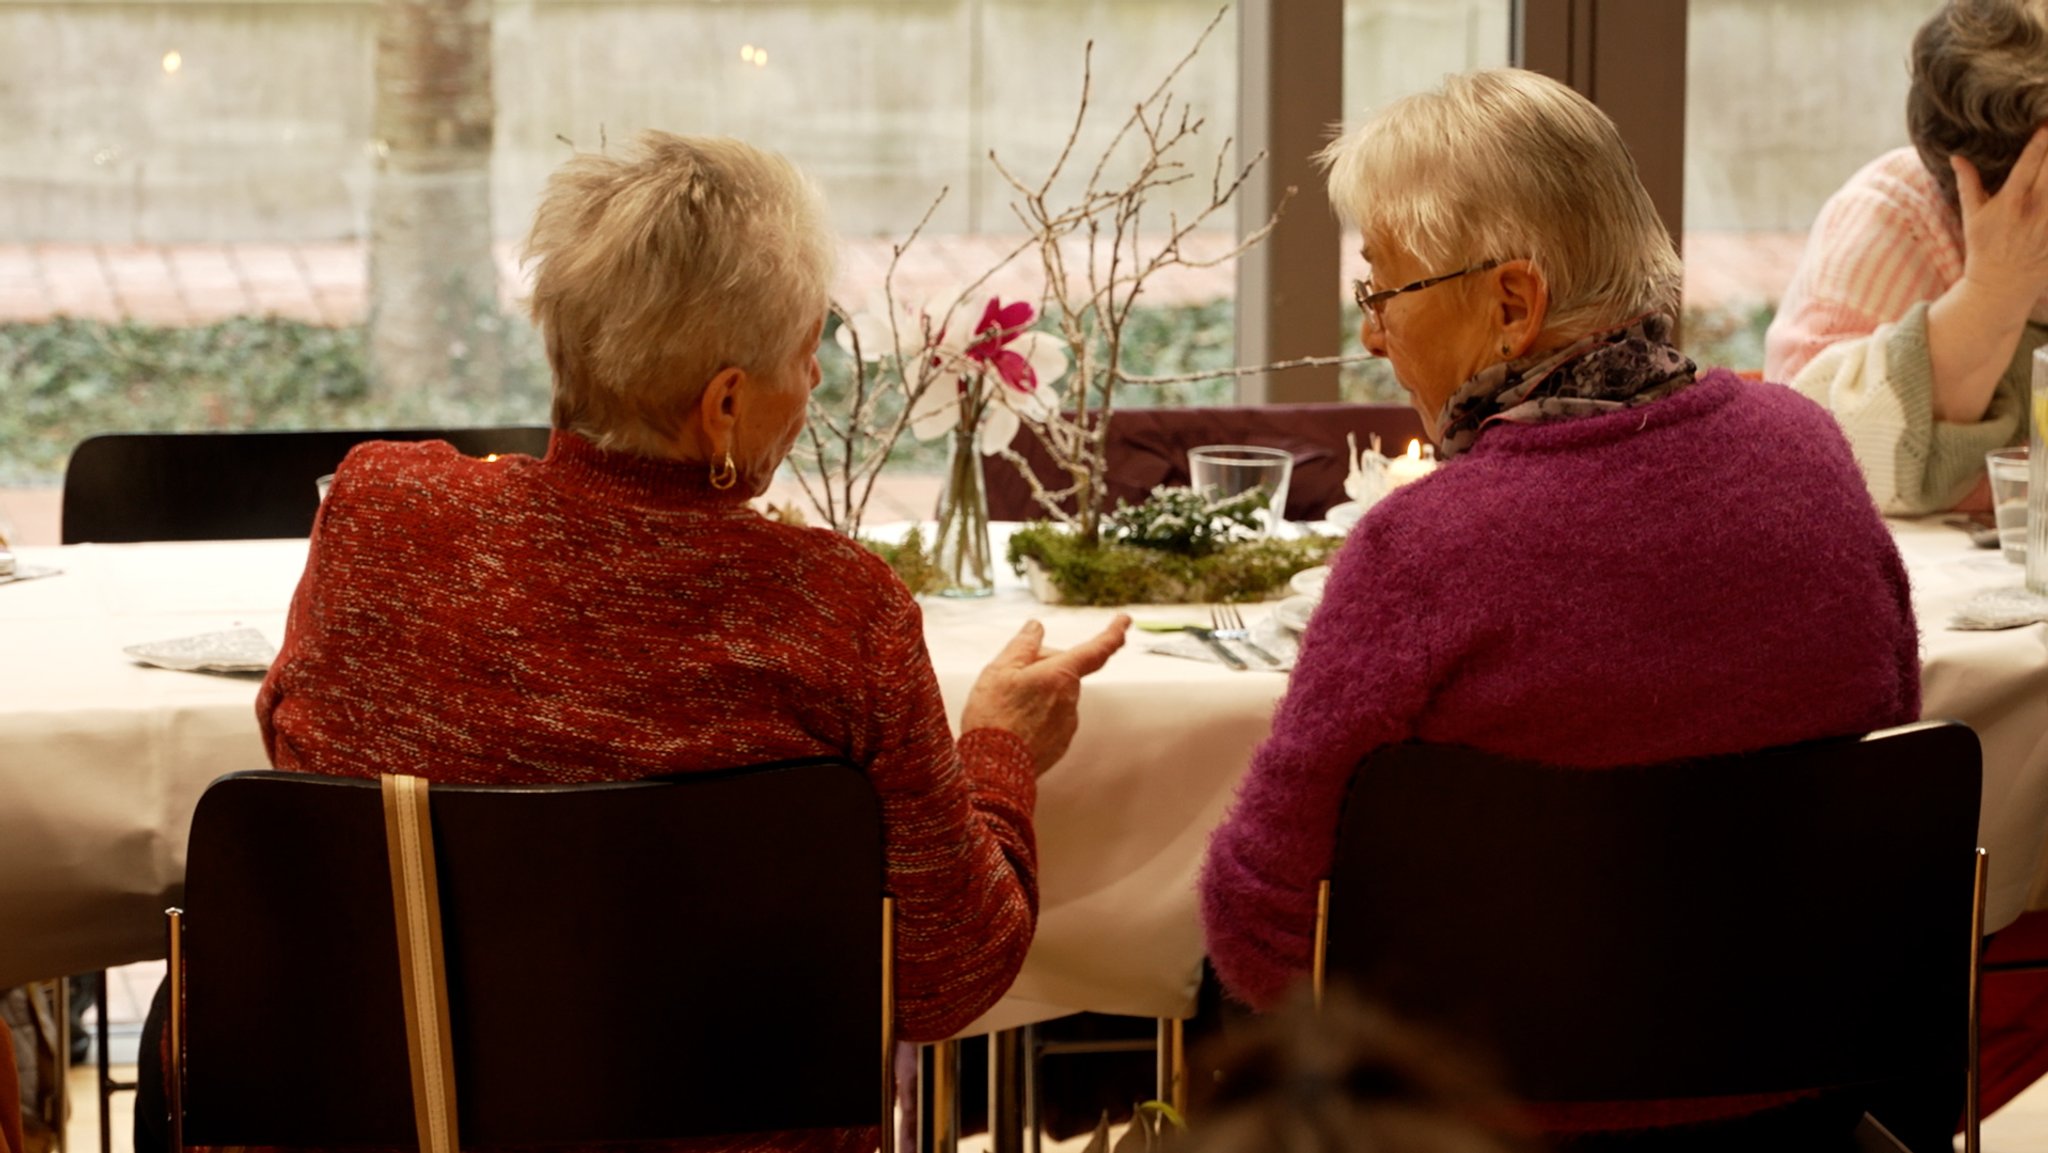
[0,563,59,587]
[1146,618,1300,672]
[124,627,278,674]
[1951,587,2048,631]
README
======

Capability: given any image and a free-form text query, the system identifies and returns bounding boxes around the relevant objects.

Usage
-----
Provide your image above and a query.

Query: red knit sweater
[256,430,1038,1153]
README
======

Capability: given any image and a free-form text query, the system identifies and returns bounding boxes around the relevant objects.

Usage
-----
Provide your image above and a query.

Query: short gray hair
[1320,68,1682,344]
[524,131,834,456]
[1908,0,2048,205]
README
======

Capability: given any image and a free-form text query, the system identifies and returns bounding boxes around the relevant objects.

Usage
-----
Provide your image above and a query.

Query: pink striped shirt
[1764,149,1963,382]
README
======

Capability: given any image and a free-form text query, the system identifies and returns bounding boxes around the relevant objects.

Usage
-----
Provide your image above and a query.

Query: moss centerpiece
[1006,485,1341,605]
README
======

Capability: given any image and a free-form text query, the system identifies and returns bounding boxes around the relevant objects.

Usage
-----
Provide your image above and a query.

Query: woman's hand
[1957,127,2048,306]
[961,615,1132,775]
[1929,125,2048,423]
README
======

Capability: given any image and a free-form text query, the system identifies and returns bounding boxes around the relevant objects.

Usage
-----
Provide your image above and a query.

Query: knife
[1186,627,1249,670]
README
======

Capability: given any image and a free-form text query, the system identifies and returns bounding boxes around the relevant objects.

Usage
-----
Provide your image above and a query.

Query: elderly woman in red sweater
[141,132,1126,1153]
[1199,69,1922,1149]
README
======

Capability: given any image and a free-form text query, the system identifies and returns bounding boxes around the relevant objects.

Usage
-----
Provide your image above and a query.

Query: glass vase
[932,424,995,598]
[2030,348,2048,596]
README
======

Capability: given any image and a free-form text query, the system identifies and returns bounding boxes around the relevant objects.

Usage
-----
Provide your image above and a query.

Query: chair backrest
[60,427,551,543]
[175,759,886,1147]
[983,403,1425,522]
[1321,721,1983,1103]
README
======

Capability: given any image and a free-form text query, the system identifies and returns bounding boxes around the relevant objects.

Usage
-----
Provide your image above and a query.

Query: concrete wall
[1684,0,1930,230]
[0,0,1937,243]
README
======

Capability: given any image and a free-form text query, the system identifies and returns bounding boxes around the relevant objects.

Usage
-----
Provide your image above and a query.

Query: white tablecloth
[0,536,1279,1031]
[3,519,2045,1030]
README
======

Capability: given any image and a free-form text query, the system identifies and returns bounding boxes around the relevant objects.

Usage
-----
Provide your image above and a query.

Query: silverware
[1210,603,1282,666]
[1184,626,1248,670]
[1943,516,2001,550]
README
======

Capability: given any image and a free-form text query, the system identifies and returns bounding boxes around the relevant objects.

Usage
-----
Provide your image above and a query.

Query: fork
[1210,603,1282,666]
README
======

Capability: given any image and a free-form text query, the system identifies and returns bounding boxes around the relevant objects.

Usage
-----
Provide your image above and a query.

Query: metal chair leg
[919,1040,960,1153]
[988,1029,1025,1153]
[96,969,111,1153]
[1022,1023,1040,1153]
[1155,1018,1185,1116]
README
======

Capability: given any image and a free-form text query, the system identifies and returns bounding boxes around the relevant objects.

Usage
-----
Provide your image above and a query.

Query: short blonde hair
[1908,0,2048,205]
[1321,68,1682,344]
[525,132,833,455]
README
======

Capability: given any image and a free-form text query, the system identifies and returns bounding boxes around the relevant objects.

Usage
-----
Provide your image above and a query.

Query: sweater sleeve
[1197,520,1438,1010]
[1789,303,2022,515]
[859,578,1038,1041]
[1764,150,1958,384]
[255,458,349,771]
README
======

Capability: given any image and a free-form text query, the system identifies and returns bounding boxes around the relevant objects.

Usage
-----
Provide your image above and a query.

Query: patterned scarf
[1433,314,1697,459]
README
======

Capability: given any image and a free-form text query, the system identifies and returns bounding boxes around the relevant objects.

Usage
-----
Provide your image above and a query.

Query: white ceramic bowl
[1289,565,1331,599]
[1326,501,1367,531]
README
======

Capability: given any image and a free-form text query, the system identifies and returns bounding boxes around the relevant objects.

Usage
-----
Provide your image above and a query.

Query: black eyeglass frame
[1352,259,1503,324]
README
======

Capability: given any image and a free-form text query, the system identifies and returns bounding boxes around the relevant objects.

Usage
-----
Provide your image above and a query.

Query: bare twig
[790,2,1335,546]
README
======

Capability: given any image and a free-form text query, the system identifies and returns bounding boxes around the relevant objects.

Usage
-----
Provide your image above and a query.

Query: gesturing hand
[960,614,1132,775]
[1955,125,2048,309]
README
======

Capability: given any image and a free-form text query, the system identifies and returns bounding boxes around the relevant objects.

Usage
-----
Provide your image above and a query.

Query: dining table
[3,516,2047,1037]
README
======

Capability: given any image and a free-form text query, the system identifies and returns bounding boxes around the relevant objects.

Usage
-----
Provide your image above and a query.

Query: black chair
[984,403,1425,522]
[60,426,549,543]
[166,759,893,1151]
[1314,721,1987,1153]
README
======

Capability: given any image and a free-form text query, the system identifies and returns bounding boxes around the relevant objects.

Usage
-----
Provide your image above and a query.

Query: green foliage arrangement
[1105,484,1269,556]
[1008,520,1339,605]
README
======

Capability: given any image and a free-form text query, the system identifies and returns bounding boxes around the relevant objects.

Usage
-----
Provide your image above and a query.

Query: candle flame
[1405,439,1421,461]
[162,50,182,74]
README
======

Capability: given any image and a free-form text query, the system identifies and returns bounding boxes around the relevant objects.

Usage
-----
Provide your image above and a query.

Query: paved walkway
[0,230,1803,328]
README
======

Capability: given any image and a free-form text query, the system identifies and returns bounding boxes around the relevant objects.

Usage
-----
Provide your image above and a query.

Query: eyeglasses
[1352,260,1502,329]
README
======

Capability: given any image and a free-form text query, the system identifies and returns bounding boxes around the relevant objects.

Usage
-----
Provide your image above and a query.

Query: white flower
[897,297,1069,454]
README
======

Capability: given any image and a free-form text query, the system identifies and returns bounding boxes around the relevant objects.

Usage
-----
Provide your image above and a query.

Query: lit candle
[1383,439,1438,489]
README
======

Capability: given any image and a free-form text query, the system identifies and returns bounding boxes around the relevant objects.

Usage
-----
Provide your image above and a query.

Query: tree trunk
[368,0,500,408]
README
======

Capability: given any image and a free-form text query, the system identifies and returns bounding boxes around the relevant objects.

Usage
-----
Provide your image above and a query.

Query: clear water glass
[2032,348,2048,595]
[1988,448,2029,566]
[1188,445,1294,537]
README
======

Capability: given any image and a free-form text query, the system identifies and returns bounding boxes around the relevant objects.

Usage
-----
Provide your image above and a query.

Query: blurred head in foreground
[1320,68,1681,437]
[524,131,834,495]
[1180,986,1540,1153]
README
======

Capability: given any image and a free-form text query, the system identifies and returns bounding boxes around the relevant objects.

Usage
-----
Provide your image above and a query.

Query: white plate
[1326,501,1367,531]
[1289,565,1331,599]
[1275,595,1319,633]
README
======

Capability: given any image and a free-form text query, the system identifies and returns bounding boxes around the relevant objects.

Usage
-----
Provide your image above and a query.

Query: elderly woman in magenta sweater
[1199,68,1922,1145]
[136,133,1131,1153]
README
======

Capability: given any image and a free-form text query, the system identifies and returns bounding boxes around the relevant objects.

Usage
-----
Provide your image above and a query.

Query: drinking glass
[1188,445,1293,537]
[1988,448,2029,566]
[2032,347,2048,594]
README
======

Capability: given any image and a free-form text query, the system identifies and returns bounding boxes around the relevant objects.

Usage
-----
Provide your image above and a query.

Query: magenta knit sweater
[1199,371,1921,1011]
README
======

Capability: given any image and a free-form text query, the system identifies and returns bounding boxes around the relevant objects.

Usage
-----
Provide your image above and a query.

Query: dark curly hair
[1908,0,2048,205]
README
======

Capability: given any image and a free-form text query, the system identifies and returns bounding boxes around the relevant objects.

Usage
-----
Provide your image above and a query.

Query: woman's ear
[1493,261,1550,360]
[691,366,749,457]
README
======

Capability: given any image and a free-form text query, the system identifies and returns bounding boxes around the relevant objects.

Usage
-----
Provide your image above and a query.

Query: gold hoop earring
[709,451,738,491]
